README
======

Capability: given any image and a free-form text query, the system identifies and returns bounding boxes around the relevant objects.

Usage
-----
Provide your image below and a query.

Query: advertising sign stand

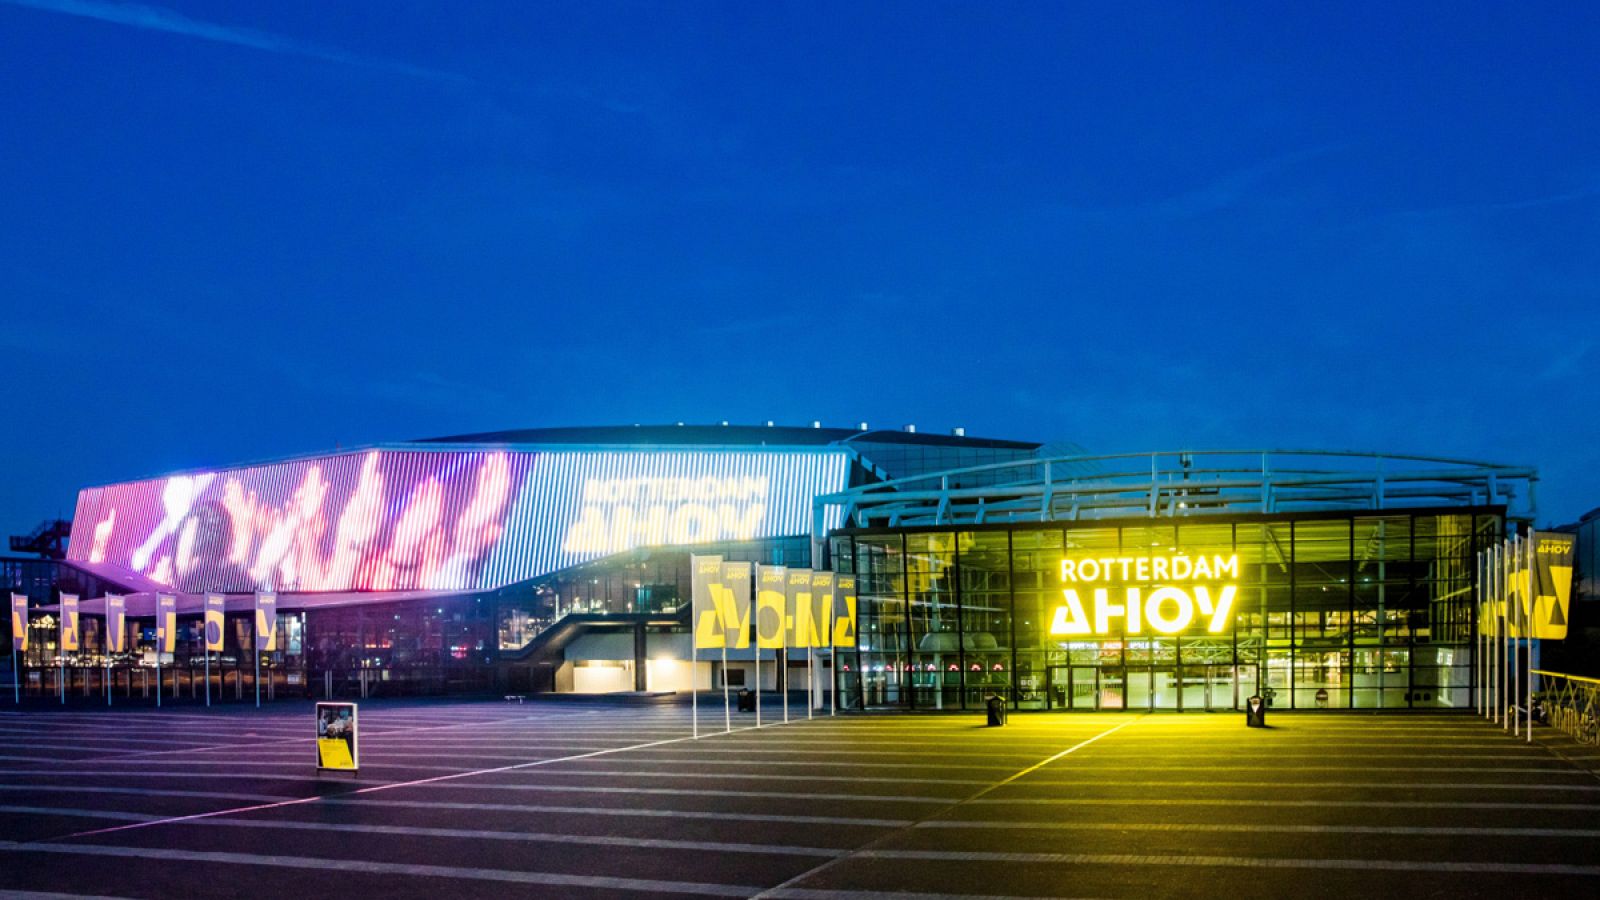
[315,702,359,777]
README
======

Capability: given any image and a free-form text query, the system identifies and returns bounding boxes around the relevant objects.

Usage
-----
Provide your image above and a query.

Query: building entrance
[1046,665,1102,710]
[1044,664,1252,711]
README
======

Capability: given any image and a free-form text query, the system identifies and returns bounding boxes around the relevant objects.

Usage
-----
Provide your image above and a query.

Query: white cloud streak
[3,0,470,84]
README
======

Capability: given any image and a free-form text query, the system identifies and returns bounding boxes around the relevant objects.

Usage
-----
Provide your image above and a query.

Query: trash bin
[1245,694,1267,728]
[737,688,755,713]
[985,694,1006,727]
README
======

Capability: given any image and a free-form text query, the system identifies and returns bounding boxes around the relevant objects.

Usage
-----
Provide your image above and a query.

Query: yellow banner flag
[756,565,787,649]
[833,575,858,648]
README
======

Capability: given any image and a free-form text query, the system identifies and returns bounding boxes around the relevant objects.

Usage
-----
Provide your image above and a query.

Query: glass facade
[831,509,1502,711]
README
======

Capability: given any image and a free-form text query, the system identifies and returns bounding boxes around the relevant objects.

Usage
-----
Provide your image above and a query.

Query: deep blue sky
[1,1,1596,538]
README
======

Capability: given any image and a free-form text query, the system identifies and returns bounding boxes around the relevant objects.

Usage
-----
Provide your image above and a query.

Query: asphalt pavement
[0,697,1595,898]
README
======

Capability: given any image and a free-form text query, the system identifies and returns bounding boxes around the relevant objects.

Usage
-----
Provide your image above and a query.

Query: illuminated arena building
[11,425,1541,711]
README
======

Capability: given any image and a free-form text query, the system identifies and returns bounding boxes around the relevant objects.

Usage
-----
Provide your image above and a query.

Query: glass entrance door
[1099,667,1125,709]
[1047,666,1102,710]
[1234,663,1260,710]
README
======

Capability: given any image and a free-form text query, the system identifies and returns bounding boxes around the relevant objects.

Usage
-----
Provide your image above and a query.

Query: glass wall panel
[836,506,1496,713]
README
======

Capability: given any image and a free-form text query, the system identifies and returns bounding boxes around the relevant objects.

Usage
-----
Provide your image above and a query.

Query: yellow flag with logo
[10,594,26,653]
[204,593,225,652]
[59,594,79,652]
[156,594,177,654]
[833,575,858,648]
[785,569,816,647]
[691,555,726,649]
[105,595,127,654]
[256,592,278,652]
[756,565,787,649]
[1531,531,1575,640]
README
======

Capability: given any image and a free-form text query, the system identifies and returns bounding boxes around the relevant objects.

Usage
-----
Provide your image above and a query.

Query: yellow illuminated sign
[1050,554,1240,636]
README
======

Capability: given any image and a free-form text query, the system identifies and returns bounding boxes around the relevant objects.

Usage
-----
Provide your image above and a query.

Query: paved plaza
[0,699,1596,898]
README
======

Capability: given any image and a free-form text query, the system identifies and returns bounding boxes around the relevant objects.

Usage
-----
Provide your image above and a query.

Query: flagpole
[722,642,730,733]
[754,568,761,729]
[255,598,261,709]
[782,649,789,724]
[1499,538,1507,730]
[1527,534,1535,744]
[205,646,211,708]
[1473,551,1481,717]
[1491,534,1504,723]
[807,647,814,720]
[1482,548,1490,719]
[691,641,698,740]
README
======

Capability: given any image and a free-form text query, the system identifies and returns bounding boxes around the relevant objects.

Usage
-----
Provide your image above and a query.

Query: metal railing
[815,448,1536,531]
[1534,670,1600,745]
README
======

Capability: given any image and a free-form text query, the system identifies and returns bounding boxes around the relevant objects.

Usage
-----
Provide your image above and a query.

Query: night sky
[2,1,1596,539]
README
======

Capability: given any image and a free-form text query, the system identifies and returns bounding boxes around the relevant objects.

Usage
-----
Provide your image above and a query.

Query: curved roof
[818,448,1538,528]
[416,423,1040,451]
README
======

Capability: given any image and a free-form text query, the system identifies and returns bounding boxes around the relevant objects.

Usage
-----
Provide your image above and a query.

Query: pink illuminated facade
[65,444,854,594]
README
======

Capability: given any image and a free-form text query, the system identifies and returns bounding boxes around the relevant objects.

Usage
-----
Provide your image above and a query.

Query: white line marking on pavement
[768,883,1107,890]
[0,806,157,823]
[50,723,739,841]
[981,779,1600,792]
[751,716,1146,900]
[856,848,1600,876]
[916,820,1600,838]
[318,797,912,827]
[0,840,759,896]
[0,786,286,804]
[967,797,1600,810]
[191,816,844,856]
[415,781,955,804]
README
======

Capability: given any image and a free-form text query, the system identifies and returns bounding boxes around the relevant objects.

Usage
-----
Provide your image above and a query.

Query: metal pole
[1527,535,1535,744]
[721,643,730,733]
[782,649,789,724]
[1491,534,1504,723]
[156,647,162,708]
[11,652,18,705]
[1511,534,1519,737]
[755,640,762,729]
[1476,551,1483,717]
[205,647,211,708]
[692,643,698,739]
[807,647,814,720]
